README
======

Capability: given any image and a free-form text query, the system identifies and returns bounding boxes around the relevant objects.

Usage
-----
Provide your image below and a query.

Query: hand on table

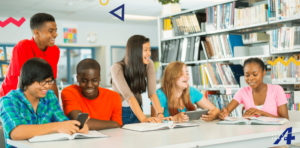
[219,108,229,120]
[243,108,263,117]
[200,109,217,121]
[173,112,189,123]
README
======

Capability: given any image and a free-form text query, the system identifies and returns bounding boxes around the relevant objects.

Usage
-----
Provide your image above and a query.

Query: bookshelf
[157,0,300,106]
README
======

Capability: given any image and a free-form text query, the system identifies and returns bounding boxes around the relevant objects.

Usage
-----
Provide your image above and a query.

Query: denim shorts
[122,106,143,125]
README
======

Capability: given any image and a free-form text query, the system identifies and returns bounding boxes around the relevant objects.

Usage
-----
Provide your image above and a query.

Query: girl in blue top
[151,61,220,122]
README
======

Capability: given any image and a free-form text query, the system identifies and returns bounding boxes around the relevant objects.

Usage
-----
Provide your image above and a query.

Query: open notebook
[28,131,109,142]
[218,116,289,125]
[122,122,198,132]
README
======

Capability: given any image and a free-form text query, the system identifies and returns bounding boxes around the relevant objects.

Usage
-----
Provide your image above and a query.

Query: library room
[0,0,300,147]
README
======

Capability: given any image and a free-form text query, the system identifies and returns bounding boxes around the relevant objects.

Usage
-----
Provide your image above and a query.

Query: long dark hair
[114,35,149,94]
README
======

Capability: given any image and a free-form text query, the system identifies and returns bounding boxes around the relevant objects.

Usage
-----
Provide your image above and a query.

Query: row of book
[169,13,206,37]
[207,94,242,117]
[0,46,13,61]
[187,63,243,88]
[234,4,268,28]
[160,36,205,63]
[203,34,243,59]
[269,26,300,52]
[268,0,300,21]
[286,91,300,111]
[206,1,248,31]
[270,55,300,83]
[242,32,270,44]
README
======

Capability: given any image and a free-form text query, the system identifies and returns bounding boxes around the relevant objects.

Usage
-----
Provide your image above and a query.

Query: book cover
[2,64,9,77]
[0,48,4,60]
[6,47,13,61]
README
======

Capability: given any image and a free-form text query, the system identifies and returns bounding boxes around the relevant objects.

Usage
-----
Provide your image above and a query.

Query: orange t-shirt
[61,85,122,126]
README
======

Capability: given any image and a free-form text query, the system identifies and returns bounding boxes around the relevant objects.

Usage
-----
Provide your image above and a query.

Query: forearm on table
[212,108,220,119]
[150,94,164,118]
[127,97,147,122]
[10,123,58,140]
[87,119,120,130]
[260,111,281,118]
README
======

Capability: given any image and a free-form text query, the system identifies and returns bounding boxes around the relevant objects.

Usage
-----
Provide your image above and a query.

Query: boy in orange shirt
[61,59,122,129]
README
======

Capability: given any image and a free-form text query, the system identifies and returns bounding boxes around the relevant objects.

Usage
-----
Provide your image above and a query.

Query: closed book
[228,34,244,57]
[228,65,244,86]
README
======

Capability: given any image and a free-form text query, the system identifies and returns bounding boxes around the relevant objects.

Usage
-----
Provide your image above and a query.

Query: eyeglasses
[39,80,55,86]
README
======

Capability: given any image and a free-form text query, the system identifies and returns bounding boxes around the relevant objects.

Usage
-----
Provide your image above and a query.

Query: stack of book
[202,34,244,59]
[242,32,270,44]
[270,55,300,83]
[269,26,300,52]
[187,64,243,88]
[234,4,268,28]
[207,94,242,117]
[160,36,206,63]
[205,1,248,32]
[267,0,300,21]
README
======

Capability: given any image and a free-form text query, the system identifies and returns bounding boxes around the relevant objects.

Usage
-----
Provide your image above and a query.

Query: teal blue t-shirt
[152,86,203,117]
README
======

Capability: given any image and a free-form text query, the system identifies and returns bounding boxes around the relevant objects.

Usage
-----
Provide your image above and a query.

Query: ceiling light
[113,14,157,21]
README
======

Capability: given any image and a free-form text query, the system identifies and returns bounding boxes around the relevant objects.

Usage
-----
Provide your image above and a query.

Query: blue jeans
[122,106,142,125]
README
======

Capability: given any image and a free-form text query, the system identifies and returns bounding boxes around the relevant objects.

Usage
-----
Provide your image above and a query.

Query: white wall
[0,17,158,115]
[0,17,159,87]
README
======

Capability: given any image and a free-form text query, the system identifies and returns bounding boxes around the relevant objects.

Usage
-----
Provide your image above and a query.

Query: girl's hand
[243,108,263,117]
[219,108,229,120]
[201,109,217,121]
[146,117,162,123]
[173,112,189,123]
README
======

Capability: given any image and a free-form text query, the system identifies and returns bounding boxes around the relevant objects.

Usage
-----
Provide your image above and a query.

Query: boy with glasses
[0,58,89,148]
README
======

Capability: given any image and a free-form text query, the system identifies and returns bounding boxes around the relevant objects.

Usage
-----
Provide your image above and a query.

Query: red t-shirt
[0,37,60,97]
[61,85,123,126]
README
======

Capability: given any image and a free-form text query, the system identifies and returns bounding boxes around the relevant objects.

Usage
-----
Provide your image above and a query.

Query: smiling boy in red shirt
[0,13,60,98]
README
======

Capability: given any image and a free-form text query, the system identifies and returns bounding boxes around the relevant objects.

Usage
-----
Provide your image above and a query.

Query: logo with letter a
[274,127,295,145]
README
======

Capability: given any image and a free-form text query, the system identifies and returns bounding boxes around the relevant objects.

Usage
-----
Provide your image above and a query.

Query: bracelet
[157,113,164,117]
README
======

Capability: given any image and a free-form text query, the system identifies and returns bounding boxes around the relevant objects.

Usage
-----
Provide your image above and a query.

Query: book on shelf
[269,26,300,52]
[202,34,243,59]
[270,55,300,83]
[242,32,270,44]
[206,1,248,32]
[2,64,8,77]
[207,94,242,117]
[186,63,242,89]
[160,36,206,63]
[0,47,4,60]
[234,4,268,28]
[286,91,300,111]
[122,123,198,132]
[6,47,13,60]
[218,116,289,125]
[267,0,300,21]
[163,13,206,38]
[163,18,174,39]
[28,131,109,142]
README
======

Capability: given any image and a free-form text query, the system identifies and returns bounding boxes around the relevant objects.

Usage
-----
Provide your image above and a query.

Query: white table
[7,120,300,148]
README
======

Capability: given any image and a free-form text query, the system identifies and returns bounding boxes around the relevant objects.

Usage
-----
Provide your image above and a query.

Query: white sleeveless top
[256,105,263,110]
